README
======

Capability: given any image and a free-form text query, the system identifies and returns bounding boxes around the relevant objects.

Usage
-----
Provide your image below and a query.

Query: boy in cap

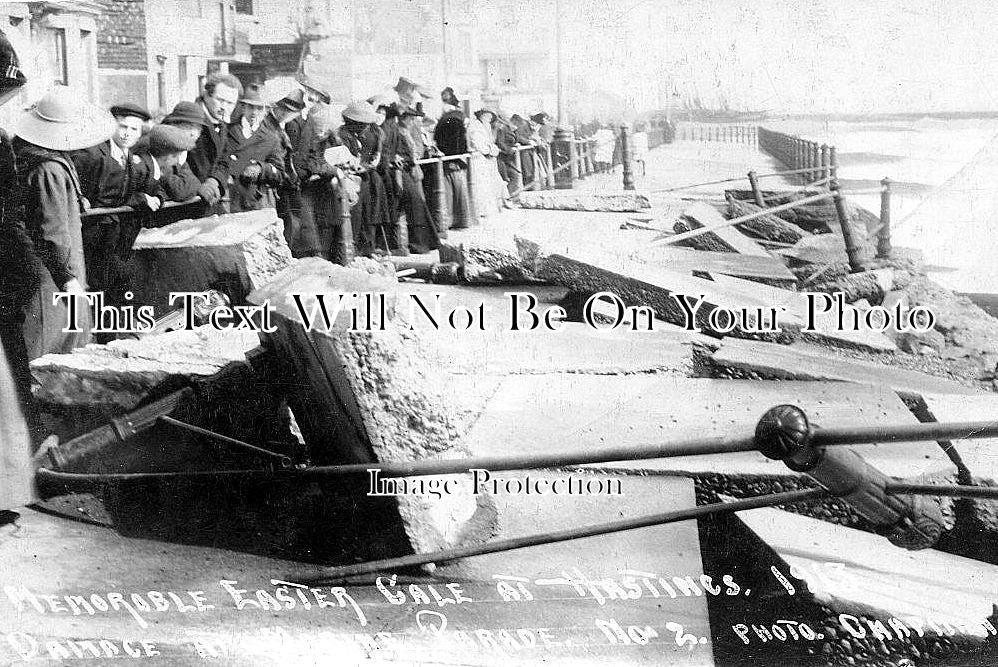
[71,101,161,309]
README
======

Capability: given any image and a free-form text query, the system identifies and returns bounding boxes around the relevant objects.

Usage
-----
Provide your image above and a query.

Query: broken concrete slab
[919,393,998,483]
[516,189,651,212]
[670,202,772,257]
[247,257,496,557]
[131,209,295,313]
[725,196,810,244]
[30,327,261,409]
[399,283,696,376]
[710,338,975,399]
[706,273,897,351]
[736,505,998,636]
[460,375,953,480]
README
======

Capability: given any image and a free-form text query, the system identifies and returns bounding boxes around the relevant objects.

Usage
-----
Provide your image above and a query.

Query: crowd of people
[0,32,654,515]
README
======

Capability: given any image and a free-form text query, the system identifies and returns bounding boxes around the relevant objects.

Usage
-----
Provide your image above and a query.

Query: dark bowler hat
[109,102,151,122]
[146,124,197,157]
[162,101,210,128]
[239,83,268,108]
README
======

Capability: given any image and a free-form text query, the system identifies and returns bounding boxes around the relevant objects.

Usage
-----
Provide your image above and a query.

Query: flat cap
[110,102,151,122]
[146,123,197,157]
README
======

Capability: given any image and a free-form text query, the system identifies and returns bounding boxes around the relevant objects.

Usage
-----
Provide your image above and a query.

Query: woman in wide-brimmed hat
[14,85,115,361]
[337,100,389,256]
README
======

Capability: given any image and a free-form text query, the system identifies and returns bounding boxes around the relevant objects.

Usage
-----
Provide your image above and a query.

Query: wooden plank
[920,393,998,483]
[461,376,953,479]
[711,337,975,399]
[736,506,998,634]
[672,201,772,257]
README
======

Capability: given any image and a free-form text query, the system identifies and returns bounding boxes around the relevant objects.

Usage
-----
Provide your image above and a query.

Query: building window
[53,29,67,85]
[235,0,252,14]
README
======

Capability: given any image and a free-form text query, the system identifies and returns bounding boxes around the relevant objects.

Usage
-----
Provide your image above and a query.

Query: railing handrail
[81,197,202,218]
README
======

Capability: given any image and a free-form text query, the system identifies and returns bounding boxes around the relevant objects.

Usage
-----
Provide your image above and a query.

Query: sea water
[766,117,998,294]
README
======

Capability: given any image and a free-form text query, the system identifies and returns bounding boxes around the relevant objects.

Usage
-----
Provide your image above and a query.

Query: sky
[557,0,998,115]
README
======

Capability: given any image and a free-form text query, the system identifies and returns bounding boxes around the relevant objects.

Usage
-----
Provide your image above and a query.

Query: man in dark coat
[191,73,241,212]
[433,87,471,230]
[72,102,158,306]
[221,84,293,213]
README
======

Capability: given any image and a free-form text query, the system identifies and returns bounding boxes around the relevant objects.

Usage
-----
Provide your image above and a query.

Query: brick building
[97,0,251,116]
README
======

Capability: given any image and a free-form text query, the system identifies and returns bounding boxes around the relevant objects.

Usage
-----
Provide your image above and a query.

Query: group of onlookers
[0,47,641,515]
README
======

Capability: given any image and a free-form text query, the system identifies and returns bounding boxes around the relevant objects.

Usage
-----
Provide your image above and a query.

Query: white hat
[16,86,115,151]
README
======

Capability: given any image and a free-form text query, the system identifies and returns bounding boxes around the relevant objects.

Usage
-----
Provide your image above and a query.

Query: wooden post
[878,177,892,259]
[829,145,838,183]
[831,180,864,273]
[821,144,830,186]
[621,122,635,191]
[748,171,765,207]
[434,158,448,229]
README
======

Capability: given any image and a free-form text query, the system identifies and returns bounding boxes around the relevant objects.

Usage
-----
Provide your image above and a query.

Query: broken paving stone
[248,259,497,557]
[516,190,651,212]
[30,327,260,409]
[131,209,295,313]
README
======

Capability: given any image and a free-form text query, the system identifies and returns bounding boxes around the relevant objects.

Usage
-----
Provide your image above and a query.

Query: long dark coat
[221,114,290,213]
[15,140,92,360]
[337,122,388,255]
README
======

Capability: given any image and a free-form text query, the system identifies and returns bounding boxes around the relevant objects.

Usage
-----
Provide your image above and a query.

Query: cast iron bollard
[831,179,864,273]
[434,159,447,230]
[829,146,839,183]
[621,123,636,191]
[878,177,892,259]
[337,180,355,266]
[821,144,830,184]
[748,170,765,207]
[552,127,576,190]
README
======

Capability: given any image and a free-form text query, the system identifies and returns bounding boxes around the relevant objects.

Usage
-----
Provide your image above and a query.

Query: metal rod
[159,415,291,467]
[885,483,998,500]
[312,488,829,580]
[812,420,998,446]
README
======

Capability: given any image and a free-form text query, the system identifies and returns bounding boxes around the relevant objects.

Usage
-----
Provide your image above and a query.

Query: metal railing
[677,123,758,146]
[757,127,831,186]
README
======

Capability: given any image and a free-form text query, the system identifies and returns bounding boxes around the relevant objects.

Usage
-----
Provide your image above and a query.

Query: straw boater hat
[341,100,379,124]
[276,88,306,112]
[367,89,399,110]
[16,85,115,151]
[395,77,431,99]
[296,74,330,105]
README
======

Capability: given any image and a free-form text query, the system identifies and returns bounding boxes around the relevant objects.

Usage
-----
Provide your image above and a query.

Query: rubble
[516,189,651,212]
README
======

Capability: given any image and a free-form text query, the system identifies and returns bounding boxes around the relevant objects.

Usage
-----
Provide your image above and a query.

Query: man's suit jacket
[221,114,290,212]
[189,96,231,190]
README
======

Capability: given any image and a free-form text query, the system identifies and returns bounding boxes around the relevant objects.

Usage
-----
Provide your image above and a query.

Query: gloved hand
[241,163,262,181]
[197,179,221,205]
[140,194,162,211]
